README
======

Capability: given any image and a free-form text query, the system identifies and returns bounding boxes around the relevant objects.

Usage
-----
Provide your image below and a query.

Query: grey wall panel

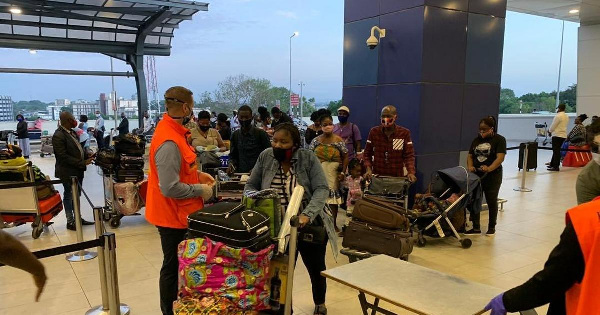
[378,7,425,84]
[343,17,380,87]
[460,84,500,151]
[465,14,505,84]
[425,0,468,11]
[415,151,460,191]
[342,85,379,147]
[418,84,464,154]
[377,83,422,147]
[468,0,507,18]
[380,0,424,14]
[345,0,380,23]
[422,6,468,83]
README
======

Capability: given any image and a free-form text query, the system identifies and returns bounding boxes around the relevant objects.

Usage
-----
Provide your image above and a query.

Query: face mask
[338,116,349,124]
[322,125,334,133]
[381,117,395,127]
[240,119,252,129]
[17,117,23,122]
[273,147,294,162]
[72,120,78,128]
[199,125,210,132]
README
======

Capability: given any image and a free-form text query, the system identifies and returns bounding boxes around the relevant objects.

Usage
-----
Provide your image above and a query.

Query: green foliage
[499,85,577,114]
[13,100,52,116]
[88,113,97,120]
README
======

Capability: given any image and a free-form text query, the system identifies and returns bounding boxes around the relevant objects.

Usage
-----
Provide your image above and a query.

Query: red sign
[290,94,300,107]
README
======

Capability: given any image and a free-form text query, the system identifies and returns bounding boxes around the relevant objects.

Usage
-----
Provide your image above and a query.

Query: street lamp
[289,31,299,117]
[298,81,305,120]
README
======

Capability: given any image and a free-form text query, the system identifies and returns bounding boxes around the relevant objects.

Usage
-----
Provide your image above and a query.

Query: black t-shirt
[469,134,507,171]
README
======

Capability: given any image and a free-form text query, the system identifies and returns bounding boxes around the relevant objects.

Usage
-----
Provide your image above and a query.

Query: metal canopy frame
[0,0,207,126]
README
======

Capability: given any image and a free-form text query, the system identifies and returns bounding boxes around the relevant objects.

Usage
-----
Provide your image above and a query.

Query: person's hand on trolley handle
[483,293,506,315]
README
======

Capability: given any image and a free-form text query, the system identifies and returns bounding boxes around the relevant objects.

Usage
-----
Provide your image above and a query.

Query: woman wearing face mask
[245,122,338,315]
[576,120,600,204]
[189,111,226,152]
[466,116,506,236]
[309,112,349,233]
[15,114,30,159]
[305,110,326,145]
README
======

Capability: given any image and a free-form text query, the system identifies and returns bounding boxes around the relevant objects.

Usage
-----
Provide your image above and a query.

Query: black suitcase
[95,148,119,171]
[114,134,145,156]
[113,169,145,182]
[518,142,538,170]
[119,155,144,169]
[342,220,414,259]
[187,202,271,252]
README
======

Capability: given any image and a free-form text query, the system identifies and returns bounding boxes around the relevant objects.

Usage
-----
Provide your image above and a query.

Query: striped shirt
[269,166,297,209]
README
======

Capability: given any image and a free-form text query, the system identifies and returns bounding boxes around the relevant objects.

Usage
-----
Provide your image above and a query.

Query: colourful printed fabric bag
[173,295,259,315]
[178,237,274,311]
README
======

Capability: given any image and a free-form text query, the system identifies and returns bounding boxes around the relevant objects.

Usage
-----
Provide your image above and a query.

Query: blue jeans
[62,177,83,224]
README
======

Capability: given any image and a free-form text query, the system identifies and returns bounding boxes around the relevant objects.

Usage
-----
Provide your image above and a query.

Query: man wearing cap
[146,86,215,315]
[333,105,362,160]
[363,105,417,183]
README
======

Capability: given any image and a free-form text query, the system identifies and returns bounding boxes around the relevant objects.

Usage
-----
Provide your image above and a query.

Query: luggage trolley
[535,122,549,145]
[0,161,62,238]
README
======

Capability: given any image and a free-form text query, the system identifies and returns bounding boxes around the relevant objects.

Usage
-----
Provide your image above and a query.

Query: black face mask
[199,125,210,132]
[273,147,294,162]
[240,119,252,129]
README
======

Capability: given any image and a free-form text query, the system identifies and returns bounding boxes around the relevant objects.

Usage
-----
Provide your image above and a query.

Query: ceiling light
[29,49,37,54]
[9,7,22,14]
[569,9,579,14]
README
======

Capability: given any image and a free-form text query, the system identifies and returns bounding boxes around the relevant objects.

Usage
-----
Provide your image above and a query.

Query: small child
[343,159,365,224]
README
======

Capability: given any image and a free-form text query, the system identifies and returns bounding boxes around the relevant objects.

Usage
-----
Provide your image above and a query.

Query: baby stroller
[409,166,483,249]
[39,135,53,157]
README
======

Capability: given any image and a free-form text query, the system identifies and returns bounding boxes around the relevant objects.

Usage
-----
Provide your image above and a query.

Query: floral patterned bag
[177,237,274,311]
[173,295,259,315]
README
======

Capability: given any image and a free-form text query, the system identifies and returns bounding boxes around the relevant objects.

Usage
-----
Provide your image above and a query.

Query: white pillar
[577,24,600,118]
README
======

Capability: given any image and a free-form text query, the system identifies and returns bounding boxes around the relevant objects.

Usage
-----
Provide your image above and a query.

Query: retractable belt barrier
[0,179,63,189]
[0,238,102,267]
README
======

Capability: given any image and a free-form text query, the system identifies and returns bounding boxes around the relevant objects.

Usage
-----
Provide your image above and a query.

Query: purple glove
[484,293,507,315]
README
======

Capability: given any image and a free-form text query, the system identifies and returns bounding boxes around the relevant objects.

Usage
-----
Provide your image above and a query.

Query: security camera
[366,26,386,50]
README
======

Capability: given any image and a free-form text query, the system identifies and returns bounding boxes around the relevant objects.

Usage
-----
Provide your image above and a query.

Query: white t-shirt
[549,111,568,138]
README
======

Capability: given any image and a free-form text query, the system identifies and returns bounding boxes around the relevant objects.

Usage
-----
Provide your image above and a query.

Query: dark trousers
[550,136,566,169]
[62,177,83,224]
[95,130,105,149]
[471,169,503,230]
[157,226,187,315]
[296,239,328,305]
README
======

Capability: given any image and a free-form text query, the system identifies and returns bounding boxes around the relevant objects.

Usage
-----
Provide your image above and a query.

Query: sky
[0,1,579,103]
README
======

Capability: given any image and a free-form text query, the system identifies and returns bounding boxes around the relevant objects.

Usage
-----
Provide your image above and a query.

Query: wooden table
[322,255,537,315]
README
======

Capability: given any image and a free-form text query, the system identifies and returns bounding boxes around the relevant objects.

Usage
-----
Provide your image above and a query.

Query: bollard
[104,233,130,315]
[66,176,98,262]
[86,207,110,315]
[284,216,300,315]
[514,143,533,192]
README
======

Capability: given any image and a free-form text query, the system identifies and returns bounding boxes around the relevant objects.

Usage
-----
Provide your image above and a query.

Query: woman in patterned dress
[310,112,348,232]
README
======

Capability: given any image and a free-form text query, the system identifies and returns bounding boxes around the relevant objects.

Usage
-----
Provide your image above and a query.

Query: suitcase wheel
[32,222,43,239]
[109,217,121,228]
[40,153,45,158]
[417,236,427,247]
[460,238,472,249]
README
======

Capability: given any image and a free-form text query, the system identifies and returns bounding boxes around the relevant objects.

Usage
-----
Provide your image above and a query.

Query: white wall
[497,113,576,143]
[577,24,600,118]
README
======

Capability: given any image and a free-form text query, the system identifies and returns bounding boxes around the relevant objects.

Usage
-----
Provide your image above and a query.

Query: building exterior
[72,100,99,118]
[47,105,62,120]
[99,93,108,115]
[0,96,13,122]
[55,99,70,107]
[119,99,138,118]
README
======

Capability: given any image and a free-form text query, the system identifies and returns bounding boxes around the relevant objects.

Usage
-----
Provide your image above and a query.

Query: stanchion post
[514,143,533,192]
[104,233,130,315]
[67,177,98,262]
[284,216,300,315]
[86,208,109,315]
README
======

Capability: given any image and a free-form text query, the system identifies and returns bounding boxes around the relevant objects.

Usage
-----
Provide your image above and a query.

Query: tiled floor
[0,147,580,315]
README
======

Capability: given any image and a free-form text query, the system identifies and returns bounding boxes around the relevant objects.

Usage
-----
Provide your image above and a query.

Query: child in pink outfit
[343,159,365,229]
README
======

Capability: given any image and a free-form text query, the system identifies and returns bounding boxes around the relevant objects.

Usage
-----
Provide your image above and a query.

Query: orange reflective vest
[146,114,204,229]
[565,198,600,314]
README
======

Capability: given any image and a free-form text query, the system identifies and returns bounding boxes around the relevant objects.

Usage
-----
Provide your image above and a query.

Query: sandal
[314,305,328,315]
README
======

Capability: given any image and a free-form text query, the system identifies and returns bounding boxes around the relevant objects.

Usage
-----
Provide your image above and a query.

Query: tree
[60,106,72,114]
[88,113,97,120]
[327,100,342,115]
[559,84,576,111]
[499,88,520,114]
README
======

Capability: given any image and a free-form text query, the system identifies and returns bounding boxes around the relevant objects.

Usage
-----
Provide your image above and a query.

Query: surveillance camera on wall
[366,26,386,49]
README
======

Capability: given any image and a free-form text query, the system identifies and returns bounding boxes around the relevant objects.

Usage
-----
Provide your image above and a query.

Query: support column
[343,0,506,190]
[127,54,149,128]
[577,24,600,118]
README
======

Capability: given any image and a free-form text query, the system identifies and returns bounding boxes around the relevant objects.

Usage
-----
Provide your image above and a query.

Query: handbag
[368,176,410,196]
[198,151,221,169]
[298,212,328,245]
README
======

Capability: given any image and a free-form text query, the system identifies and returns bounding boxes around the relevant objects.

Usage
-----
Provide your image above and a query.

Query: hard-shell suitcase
[96,148,119,170]
[113,169,144,183]
[0,192,63,226]
[518,142,538,170]
[114,134,145,156]
[187,202,271,251]
[113,182,143,215]
[119,155,144,169]
[342,220,414,259]
[352,195,410,230]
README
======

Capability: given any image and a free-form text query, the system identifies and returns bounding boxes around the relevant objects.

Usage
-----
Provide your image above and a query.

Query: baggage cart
[535,122,549,145]
[39,135,54,157]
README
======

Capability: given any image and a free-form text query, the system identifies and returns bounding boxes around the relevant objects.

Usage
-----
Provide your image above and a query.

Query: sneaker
[486,228,496,236]
[464,229,482,235]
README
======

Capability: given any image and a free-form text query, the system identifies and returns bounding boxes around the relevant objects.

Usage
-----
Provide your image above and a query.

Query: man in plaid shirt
[364,105,417,182]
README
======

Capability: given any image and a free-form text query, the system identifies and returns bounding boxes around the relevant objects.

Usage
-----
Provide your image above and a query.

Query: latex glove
[484,293,507,315]
[198,184,214,201]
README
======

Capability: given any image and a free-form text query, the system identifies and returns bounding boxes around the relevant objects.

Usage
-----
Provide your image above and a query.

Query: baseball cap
[338,106,350,114]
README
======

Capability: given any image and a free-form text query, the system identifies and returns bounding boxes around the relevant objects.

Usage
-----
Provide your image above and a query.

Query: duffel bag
[342,220,414,259]
[114,134,145,156]
[352,195,410,230]
[96,148,119,170]
[113,182,143,215]
[0,157,28,181]
[187,202,271,252]
[243,189,283,239]
[177,237,273,311]
[367,176,410,196]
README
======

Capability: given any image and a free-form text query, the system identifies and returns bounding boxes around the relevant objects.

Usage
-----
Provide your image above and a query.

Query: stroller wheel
[460,238,472,249]
[417,237,427,247]
[40,153,45,158]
